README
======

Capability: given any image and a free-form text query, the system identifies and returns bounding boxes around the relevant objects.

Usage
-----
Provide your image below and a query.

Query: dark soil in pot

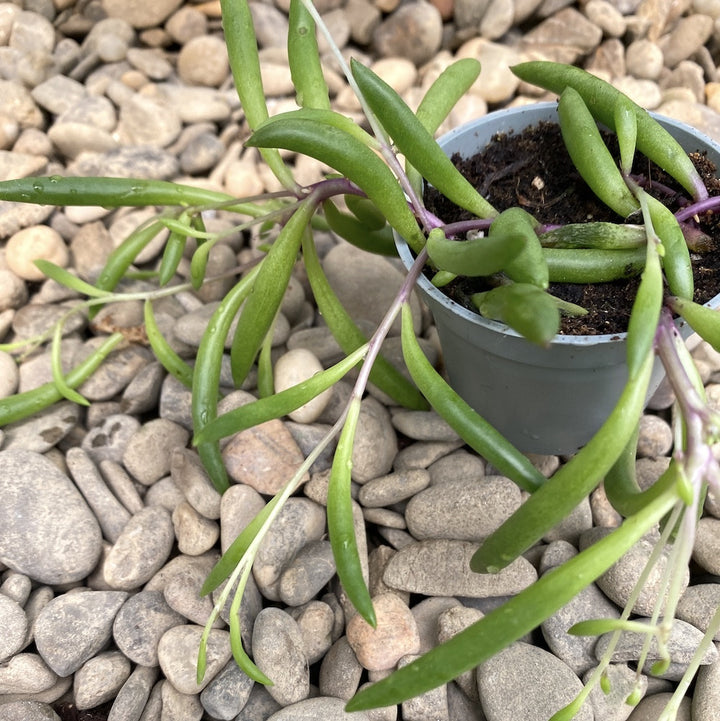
[424,120,720,336]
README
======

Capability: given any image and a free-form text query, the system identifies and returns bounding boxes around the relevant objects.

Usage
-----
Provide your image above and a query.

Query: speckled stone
[477,642,593,721]
[158,625,232,694]
[104,506,175,591]
[112,590,185,667]
[383,539,537,598]
[0,449,102,584]
[34,591,128,677]
[252,607,310,705]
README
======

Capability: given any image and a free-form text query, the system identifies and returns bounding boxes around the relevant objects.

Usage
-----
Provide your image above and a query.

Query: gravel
[1,1,720,719]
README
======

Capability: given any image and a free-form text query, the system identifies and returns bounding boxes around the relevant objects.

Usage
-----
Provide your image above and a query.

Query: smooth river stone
[382,539,537,598]
[0,449,102,584]
[103,506,175,590]
[34,591,128,677]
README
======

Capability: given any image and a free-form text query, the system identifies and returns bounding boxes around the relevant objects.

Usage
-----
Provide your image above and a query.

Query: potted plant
[393,101,720,455]
[1,2,719,719]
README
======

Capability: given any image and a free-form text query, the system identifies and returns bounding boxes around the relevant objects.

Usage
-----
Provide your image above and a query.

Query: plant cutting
[1,1,720,719]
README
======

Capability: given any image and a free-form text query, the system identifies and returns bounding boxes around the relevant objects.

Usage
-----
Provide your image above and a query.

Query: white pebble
[274,348,333,424]
[6,225,69,281]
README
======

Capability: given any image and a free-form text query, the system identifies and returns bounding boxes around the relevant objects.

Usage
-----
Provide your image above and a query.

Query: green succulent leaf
[511,61,708,201]
[323,200,397,256]
[489,208,547,288]
[472,284,560,347]
[426,227,525,277]
[557,86,639,218]
[328,397,376,626]
[221,0,295,189]
[230,196,317,388]
[288,0,330,110]
[400,303,545,493]
[247,115,426,253]
[351,59,496,219]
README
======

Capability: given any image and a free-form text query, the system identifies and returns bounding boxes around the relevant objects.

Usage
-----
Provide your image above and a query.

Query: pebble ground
[1,1,720,720]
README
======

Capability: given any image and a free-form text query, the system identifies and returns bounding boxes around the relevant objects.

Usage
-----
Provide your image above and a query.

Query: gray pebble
[200,658,254,720]
[34,590,128,676]
[0,571,32,605]
[477,642,593,721]
[0,700,60,721]
[0,349,19,398]
[268,696,372,720]
[411,597,463,654]
[676,583,720,640]
[595,618,717,679]
[0,449,102,584]
[113,590,185,667]
[144,475,185,512]
[391,409,460,442]
[584,663,647,721]
[163,554,220,626]
[74,651,131,710]
[179,131,226,175]
[172,501,219,556]
[252,607,310,705]
[107,665,159,721]
[372,2,442,65]
[98,460,144,515]
[122,418,190,485]
[104,506,175,590]
[405,476,522,542]
[540,579,621,676]
[580,528,688,616]
[75,340,154,402]
[158,625,232,694]
[399,653,449,721]
[543,496,593,546]
[219,483,266,553]
[359,469,431,508]
[279,539,336,607]
[428,449,485,484]
[384,539,537,598]
[1,400,80,453]
[0,652,58,695]
[437,605,484,700]
[120,361,164,415]
[68,145,179,180]
[319,636,363,700]
[352,396,398,483]
[289,600,335,664]
[66,447,132,543]
[253,497,326,601]
[170,447,221,519]
[692,517,720,574]
[393,440,465,470]
[636,414,673,458]
[159,372,194,429]
[234,683,283,721]
[159,678,204,720]
[627,692,691,721]
[286,420,337,474]
[0,592,28,663]
[81,414,141,465]
[692,641,720,721]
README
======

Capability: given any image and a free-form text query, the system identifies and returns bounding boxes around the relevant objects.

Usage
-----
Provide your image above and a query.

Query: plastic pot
[396,102,720,455]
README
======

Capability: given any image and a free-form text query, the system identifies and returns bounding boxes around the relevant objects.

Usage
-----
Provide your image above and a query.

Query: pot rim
[396,101,720,347]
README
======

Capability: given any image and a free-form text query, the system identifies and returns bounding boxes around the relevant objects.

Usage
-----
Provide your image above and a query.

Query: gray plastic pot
[396,102,720,456]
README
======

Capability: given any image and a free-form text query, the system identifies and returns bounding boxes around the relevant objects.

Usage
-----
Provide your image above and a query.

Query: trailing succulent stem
[2,2,720,719]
